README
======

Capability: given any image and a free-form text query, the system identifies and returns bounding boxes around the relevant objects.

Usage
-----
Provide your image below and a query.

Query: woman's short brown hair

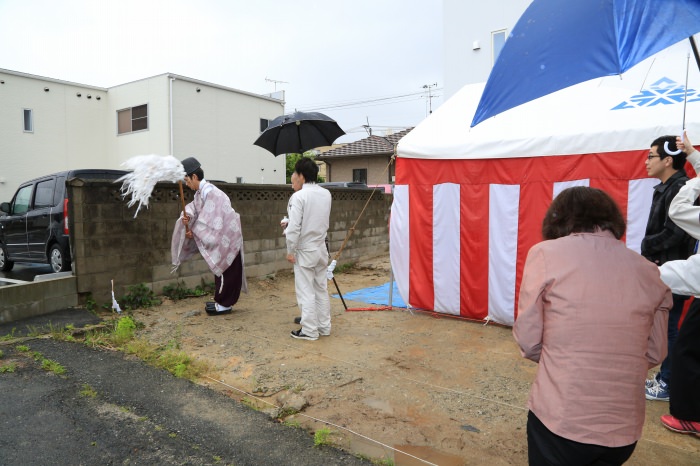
[542,186,626,240]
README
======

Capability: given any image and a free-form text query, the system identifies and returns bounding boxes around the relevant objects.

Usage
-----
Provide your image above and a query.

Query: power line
[295,88,442,112]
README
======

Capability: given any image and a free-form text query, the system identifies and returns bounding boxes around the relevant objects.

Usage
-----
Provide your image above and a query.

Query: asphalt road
[0,309,368,466]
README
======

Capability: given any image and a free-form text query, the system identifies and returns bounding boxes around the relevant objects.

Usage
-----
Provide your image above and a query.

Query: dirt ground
[131,254,699,465]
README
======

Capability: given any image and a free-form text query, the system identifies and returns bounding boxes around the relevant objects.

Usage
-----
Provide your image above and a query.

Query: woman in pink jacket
[514,186,671,465]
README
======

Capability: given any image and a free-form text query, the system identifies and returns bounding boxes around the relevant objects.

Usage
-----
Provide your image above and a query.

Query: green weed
[79,384,97,398]
[120,283,161,310]
[124,337,209,381]
[0,328,17,341]
[372,458,395,466]
[0,363,17,373]
[113,316,136,345]
[41,359,66,375]
[162,280,212,301]
[314,427,333,447]
[15,345,29,352]
[49,323,76,342]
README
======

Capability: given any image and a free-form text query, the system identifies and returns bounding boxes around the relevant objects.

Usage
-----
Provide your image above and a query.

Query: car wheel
[49,243,70,273]
[0,243,14,272]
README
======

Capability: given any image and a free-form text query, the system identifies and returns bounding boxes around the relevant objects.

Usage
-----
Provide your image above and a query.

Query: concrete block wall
[0,276,78,324]
[68,179,391,305]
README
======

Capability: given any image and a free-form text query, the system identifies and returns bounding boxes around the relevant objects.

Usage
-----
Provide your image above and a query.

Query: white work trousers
[294,254,331,338]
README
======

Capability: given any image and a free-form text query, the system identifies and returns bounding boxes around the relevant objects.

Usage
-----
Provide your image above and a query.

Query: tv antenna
[265,77,288,91]
[363,117,372,136]
[423,82,438,115]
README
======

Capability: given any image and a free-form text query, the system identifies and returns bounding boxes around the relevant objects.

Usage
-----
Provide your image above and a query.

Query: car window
[34,179,56,208]
[13,185,33,215]
[53,176,66,205]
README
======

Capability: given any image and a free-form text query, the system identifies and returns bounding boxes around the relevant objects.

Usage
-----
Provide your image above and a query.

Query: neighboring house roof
[0,68,107,90]
[0,68,284,104]
[316,127,413,160]
[111,72,284,103]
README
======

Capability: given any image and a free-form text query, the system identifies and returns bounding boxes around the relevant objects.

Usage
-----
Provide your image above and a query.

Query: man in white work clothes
[286,157,332,341]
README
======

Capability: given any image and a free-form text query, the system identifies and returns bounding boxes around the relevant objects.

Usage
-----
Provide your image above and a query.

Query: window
[12,185,32,215]
[353,169,367,184]
[492,29,507,65]
[117,104,148,134]
[34,179,56,208]
[260,118,270,133]
[23,108,33,132]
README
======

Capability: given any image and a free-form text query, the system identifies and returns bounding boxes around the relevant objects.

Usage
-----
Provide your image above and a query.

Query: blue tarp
[332,281,407,308]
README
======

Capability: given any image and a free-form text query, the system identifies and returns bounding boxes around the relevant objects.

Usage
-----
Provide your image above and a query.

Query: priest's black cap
[181,157,201,176]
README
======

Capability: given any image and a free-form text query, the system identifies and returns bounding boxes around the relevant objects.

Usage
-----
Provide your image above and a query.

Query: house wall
[443,0,531,100]
[0,71,108,202]
[0,70,286,204]
[105,75,172,166]
[326,156,394,185]
[68,179,391,305]
[170,78,286,185]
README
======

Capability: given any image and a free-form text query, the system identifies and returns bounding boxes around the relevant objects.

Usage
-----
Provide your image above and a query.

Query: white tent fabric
[391,41,700,325]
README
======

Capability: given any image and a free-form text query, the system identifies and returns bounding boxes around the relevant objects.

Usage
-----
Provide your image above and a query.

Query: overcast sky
[0,0,443,143]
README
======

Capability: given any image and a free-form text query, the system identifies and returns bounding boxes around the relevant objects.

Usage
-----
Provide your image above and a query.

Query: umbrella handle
[178,181,190,234]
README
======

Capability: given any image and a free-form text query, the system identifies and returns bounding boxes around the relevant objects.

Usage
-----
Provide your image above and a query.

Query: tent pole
[389,267,393,308]
[690,36,700,72]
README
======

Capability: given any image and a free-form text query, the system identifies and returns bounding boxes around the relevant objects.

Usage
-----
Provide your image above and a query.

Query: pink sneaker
[660,415,700,437]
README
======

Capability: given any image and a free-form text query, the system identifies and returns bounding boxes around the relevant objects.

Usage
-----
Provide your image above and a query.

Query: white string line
[241,326,528,413]
[204,375,438,466]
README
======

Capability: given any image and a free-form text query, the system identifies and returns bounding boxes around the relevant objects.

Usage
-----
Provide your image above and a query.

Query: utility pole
[423,83,438,115]
[265,77,288,91]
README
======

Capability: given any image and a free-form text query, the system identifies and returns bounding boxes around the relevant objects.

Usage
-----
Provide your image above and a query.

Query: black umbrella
[254,111,345,156]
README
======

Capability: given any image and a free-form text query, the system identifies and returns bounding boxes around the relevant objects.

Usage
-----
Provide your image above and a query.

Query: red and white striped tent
[390,42,700,326]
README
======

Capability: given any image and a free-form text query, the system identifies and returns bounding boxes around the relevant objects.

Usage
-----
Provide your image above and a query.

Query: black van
[0,169,127,273]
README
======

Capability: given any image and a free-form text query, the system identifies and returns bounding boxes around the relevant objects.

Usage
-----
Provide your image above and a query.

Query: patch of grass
[162,280,212,301]
[41,358,66,375]
[79,384,97,398]
[15,344,29,352]
[120,283,161,310]
[0,349,3,359]
[168,432,177,438]
[372,458,395,466]
[26,325,42,337]
[276,407,299,419]
[283,419,301,428]
[241,397,260,411]
[0,328,18,341]
[212,456,222,464]
[30,351,43,361]
[113,316,136,345]
[49,323,76,342]
[0,363,17,373]
[314,427,333,447]
[124,337,209,381]
[85,294,97,313]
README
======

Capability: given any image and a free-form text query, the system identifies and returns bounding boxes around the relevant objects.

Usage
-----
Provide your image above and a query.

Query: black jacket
[641,169,695,265]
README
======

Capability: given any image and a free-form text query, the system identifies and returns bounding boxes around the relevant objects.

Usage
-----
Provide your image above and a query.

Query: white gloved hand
[326,259,337,280]
[281,216,289,236]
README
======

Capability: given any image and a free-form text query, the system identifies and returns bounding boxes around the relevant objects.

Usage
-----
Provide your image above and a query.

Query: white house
[0,69,286,202]
[443,0,530,99]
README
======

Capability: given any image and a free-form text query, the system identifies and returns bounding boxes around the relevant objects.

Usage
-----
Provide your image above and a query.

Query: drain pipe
[169,76,175,155]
